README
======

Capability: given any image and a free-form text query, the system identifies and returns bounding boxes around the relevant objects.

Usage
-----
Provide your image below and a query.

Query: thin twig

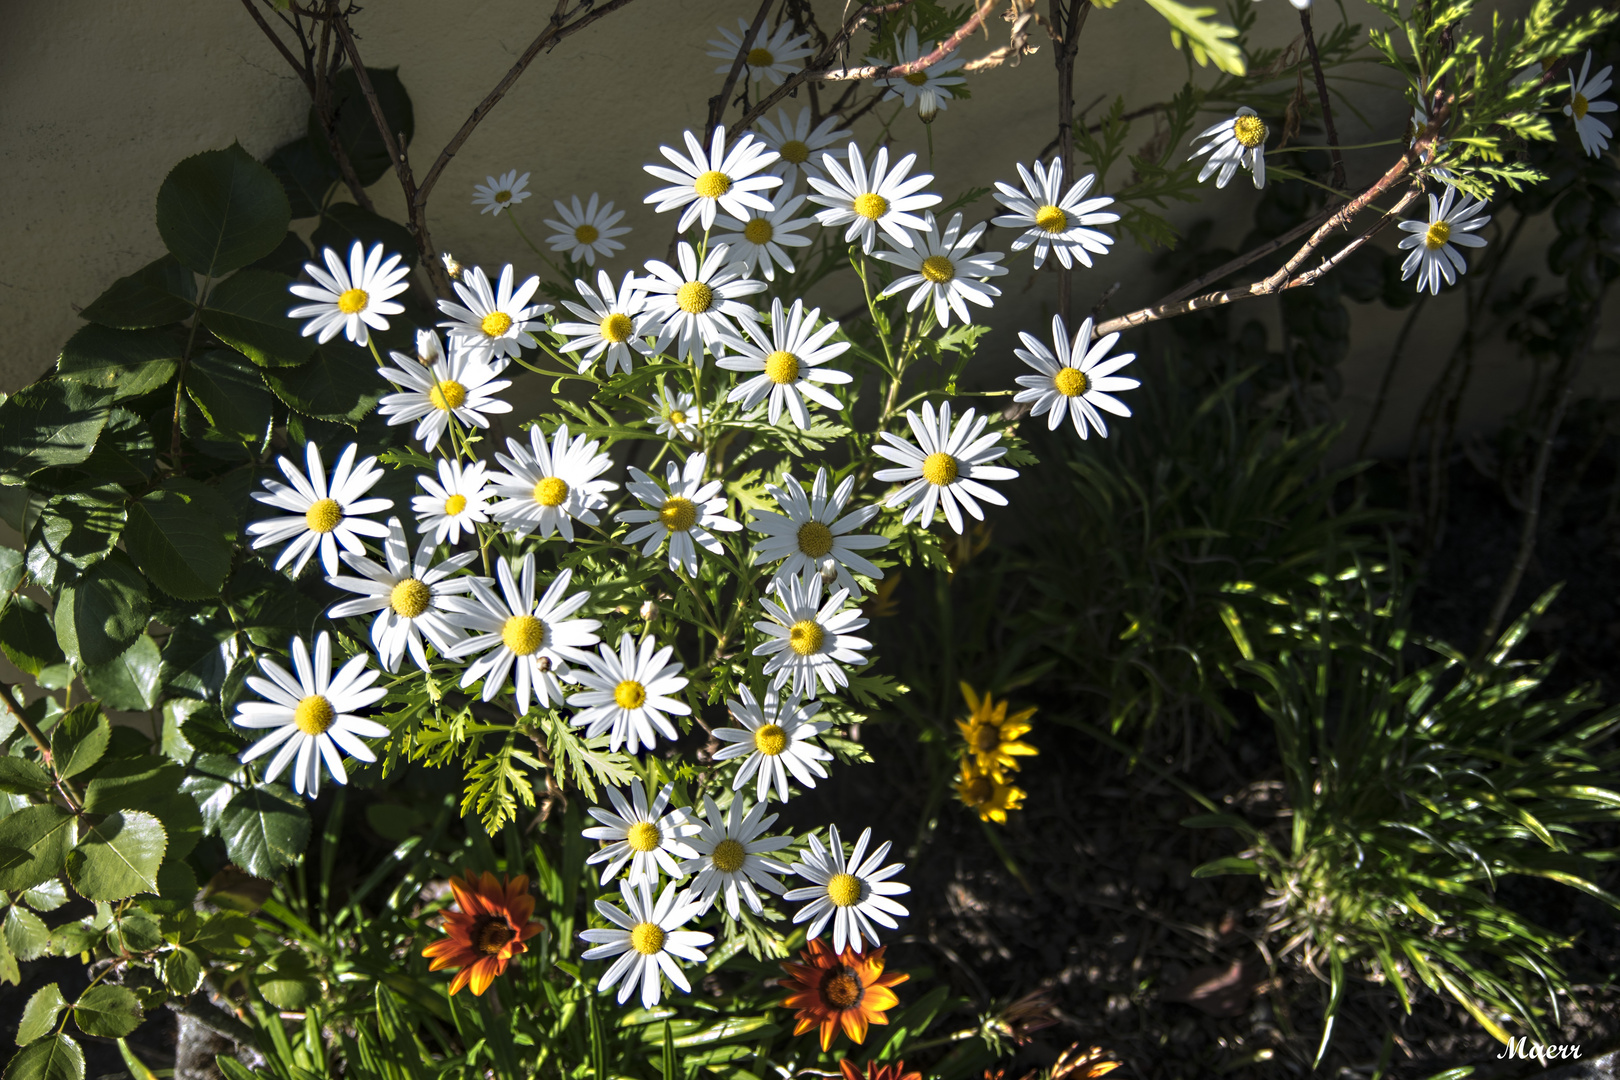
[820,0,1000,81]
[1298,6,1346,190]
[2,686,82,812]
[1051,0,1090,322]
[706,0,774,142]
[236,0,314,93]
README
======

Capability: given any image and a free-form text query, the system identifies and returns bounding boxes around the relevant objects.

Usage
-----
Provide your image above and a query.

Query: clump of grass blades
[1197,562,1620,1061]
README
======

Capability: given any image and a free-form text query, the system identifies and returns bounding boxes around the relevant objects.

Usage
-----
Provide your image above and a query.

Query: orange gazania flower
[840,1061,921,1080]
[779,938,909,1050]
[421,870,544,996]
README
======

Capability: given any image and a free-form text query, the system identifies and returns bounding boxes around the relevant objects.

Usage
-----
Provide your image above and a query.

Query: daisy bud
[441,252,464,281]
[640,599,660,621]
[918,96,940,124]
[415,329,445,366]
[821,562,838,586]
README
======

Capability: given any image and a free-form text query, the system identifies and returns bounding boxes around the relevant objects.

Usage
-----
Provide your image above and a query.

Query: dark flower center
[474,917,516,956]
[820,966,864,1009]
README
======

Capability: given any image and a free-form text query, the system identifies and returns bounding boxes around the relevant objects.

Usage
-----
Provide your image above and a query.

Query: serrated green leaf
[67,811,167,901]
[261,343,382,424]
[17,984,67,1046]
[2,1033,83,1080]
[267,139,338,219]
[54,552,149,668]
[156,145,291,278]
[1140,0,1245,73]
[4,905,51,961]
[186,351,274,446]
[0,805,75,894]
[29,484,126,572]
[306,68,414,189]
[84,759,203,860]
[0,382,109,480]
[124,479,237,602]
[72,985,142,1039]
[49,706,109,782]
[218,784,310,879]
[56,325,182,401]
[82,636,162,712]
[0,598,64,678]
[160,947,204,997]
[79,256,197,329]
[202,269,315,368]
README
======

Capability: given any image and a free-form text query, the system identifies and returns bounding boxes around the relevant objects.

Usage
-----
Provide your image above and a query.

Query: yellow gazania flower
[954,759,1026,824]
[957,682,1038,777]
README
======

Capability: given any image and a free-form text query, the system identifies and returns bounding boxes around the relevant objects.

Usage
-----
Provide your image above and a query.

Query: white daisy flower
[992,159,1119,270]
[233,632,388,799]
[1190,106,1269,190]
[583,782,700,887]
[286,242,410,347]
[412,458,491,546]
[874,211,1007,327]
[377,338,512,451]
[1013,315,1140,440]
[569,632,692,754]
[749,467,886,598]
[618,451,742,576]
[472,170,532,216]
[678,795,792,918]
[783,825,910,954]
[436,263,551,368]
[649,388,703,441]
[639,242,765,365]
[873,402,1019,534]
[487,424,617,542]
[1566,51,1617,157]
[806,143,941,253]
[247,442,391,577]
[706,18,813,86]
[444,556,601,714]
[554,270,655,376]
[1397,186,1491,295]
[643,125,782,234]
[544,194,631,266]
[752,571,871,700]
[712,181,816,281]
[716,298,851,430]
[326,517,478,673]
[712,685,833,803]
[876,27,966,122]
[579,879,712,1009]
[753,107,851,185]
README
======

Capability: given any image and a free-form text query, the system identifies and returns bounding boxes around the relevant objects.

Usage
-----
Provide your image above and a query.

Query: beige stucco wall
[1,0,1610,456]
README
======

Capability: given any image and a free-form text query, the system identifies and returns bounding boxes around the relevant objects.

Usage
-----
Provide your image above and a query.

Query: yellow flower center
[669,410,687,425]
[920,255,955,284]
[711,837,748,873]
[788,619,824,656]
[614,679,647,709]
[694,170,733,199]
[921,452,958,486]
[305,498,343,533]
[389,578,432,618]
[600,312,635,343]
[904,71,929,86]
[746,47,775,67]
[429,380,467,411]
[1034,204,1069,233]
[744,218,774,244]
[826,872,862,907]
[293,695,334,736]
[659,496,699,532]
[1054,367,1089,397]
[337,288,369,314]
[781,139,811,164]
[626,821,662,853]
[796,520,834,557]
[630,921,666,955]
[495,191,512,203]
[1575,92,1591,119]
[1424,220,1452,250]
[444,493,468,515]
[676,281,714,314]
[533,476,570,507]
[575,223,600,244]
[764,350,800,384]
[753,723,789,756]
[475,918,515,955]
[480,311,514,338]
[502,615,545,656]
[853,192,889,220]
[1233,114,1268,149]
